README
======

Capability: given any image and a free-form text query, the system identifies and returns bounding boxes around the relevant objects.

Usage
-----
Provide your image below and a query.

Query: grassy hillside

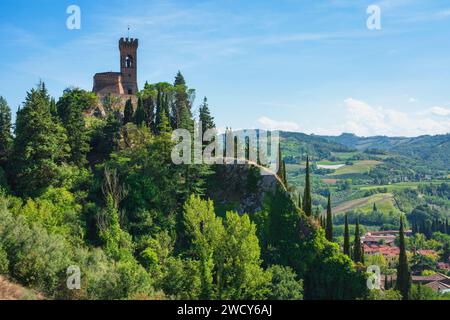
[321,133,450,169]
[330,160,381,176]
[327,193,401,215]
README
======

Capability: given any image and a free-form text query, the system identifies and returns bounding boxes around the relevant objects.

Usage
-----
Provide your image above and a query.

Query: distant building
[385,273,450,294]
[417,249,438,258]
[412,273,450,294]
[361,230,413,247]
[92,37,139,108]
[364,244,400,257]
[437,262,450,271]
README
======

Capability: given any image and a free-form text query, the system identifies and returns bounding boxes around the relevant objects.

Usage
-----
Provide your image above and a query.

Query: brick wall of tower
[119,37,139,95]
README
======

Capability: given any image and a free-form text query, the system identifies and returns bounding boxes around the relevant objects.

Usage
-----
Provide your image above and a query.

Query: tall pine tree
[325,194,333,241]
[123,98,134,124]
[343,213,350,256]
[172,71,194,131]
[13,82,70,197]
[353,219,362,263]
[134,97,146,126]
[198,97,215,135]
[396,215,412,300]
[56,88,95,166]
[276,144,287,186]
[302,156,312,216]
[0,97,13,168]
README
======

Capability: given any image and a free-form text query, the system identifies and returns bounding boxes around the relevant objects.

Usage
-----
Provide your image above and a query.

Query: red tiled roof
[417,249,437,256]
[412,274,449,282]
[363,244,400,257]
[437,262,450,270]
[366,230,412,236]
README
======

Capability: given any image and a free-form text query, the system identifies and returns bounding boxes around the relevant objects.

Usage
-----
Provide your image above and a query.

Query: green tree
[216,211,270,299]
[343,213,350,256]
[91,112,122,162]
[182,196,270,300]
[172,71,194,130]
[325,194,333,241]
[13,82,71,197]
[266,265,303,300]
[0,97,12,168]
[367,289,402,300]
[276,145,287,187]
[302,157,312,216]
[123,99,134,124]
[157,107,172,134]
[133,97,146,126]
[161,257,201,299]
[183,195,224,299]
[353,219,363,263]
[410,284,437,300]
[297,193,302,209]
[57,88,96,166]
[396,215,412,300]
[198,97,215,135]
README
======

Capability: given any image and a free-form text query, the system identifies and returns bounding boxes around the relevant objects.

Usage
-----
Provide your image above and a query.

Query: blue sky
[1,0,450,136]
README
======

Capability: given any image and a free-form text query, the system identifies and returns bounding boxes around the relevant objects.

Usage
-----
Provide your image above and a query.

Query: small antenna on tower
[127,25,130,39]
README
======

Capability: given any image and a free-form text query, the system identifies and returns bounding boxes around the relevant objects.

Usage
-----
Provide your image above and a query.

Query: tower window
[128,89,133,95]
[125,55,133,68]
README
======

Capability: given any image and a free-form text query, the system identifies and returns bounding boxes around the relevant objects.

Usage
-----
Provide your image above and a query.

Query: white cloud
[427,106,450,117]
[255,100,450,137]
[341,98,450,136]
[408,97,418,103]
[257,116,302,132]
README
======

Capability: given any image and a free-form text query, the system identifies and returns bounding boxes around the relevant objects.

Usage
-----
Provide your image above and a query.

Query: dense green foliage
[396,216,412,300]
[0,76,372,300]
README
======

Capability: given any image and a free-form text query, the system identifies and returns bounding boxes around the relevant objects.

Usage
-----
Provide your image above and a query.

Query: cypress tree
[282,160,287,187]
[384,274,389,290]
[0,96,13,168]
[154,86,172,134]
[412,220,417,235]
[154,87,163,132]
[446,218,449,235]
[142,96,155,128]
[174,71,186,86]
[302,156,312,216]
[172,71,193,130]
[373,203,377,212]
[134,97,145,126]
[298,193,302,209]
[276,145,287,187]
[157,106,172,134]
[49,97,58,118]
[396,216,411,300]
[343,213,350,256]
[198,97,215,135]
[353,219,362,263]
[361,244,365,264]
[123,98,134,124]
[325,194,333,241]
